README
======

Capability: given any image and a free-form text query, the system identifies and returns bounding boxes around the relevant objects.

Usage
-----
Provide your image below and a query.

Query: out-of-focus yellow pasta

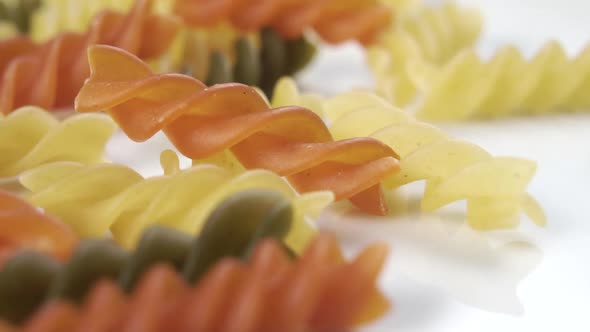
[0,106,115,180]
[272,78,546,230]
[409,41,590,120]
[368,1,482,106]
[268,77,325,118]
[20,150,334,252]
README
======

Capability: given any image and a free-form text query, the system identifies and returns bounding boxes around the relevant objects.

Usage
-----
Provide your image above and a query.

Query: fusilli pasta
[74,45,400,216]
[1,234,389,331]
[368,1,482,106]
[175,0,392,45]
[272,78,546,229]
[0,106,115,182]
[410,42,590,120]
[0,0,180,114]
[20,150,334,251]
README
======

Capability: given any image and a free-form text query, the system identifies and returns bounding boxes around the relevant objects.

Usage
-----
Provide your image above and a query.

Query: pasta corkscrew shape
[0,211,390,330]
[0,0,180,115]
[408,41,590,120]
[0,190,77,266]
[272,78,546,229]
[368,1,482,106]
[74,45,401,216]
[20,150,334,251]
[174,0,392,45]
[0,106,116,182]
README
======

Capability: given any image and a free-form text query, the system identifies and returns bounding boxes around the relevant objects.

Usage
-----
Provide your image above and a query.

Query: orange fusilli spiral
[174,0,393,45]
[0,190,78,265]
[0,0,180,115]
[14,235,389,332]
[74,45,400,216]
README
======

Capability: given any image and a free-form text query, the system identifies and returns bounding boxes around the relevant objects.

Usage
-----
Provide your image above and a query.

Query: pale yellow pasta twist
[19,150,334,251]
[368,1,482,106]
[409,41,590,120]
[272,78,546,230]
[0,106,116,180]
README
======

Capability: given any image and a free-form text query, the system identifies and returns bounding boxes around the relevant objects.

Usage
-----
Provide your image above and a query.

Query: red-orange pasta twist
[0,190,78,265]
[15,235,390,332]
[174,0,393,45]
[0,0,180,115]
[75,45,400,215]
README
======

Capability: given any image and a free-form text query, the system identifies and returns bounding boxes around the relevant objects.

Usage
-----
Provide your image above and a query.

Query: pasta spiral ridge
[183,27,317,97]
[0,106,116,180]
[272,78,547,229]
[74,45,401,216]
[20,149,334,251]
[174,0,392,45]
[30,0,173,42]
[368,1,482,106]
[0,189,309,323]
[0,190,77,266]
[3,234,389,331]
[0,0,180,115]
[408,41,590,120]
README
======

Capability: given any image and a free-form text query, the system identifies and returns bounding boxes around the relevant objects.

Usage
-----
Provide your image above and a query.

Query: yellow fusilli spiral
[408,41,590,120]
[0,106,116,182]
[19,150,334,252]
[369,1,482,106]
[271,79,546,230]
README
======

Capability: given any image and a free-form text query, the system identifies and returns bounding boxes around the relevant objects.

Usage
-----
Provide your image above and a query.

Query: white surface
[107,1,590,331]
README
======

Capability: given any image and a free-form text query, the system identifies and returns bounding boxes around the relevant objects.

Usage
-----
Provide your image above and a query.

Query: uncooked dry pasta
[0,234,389,331]
[272,78,546,229]
[0,106,115,181]
[20,150,334,251]
[74,45,400,216]
[368,1,482,106]
[409,42,590,120]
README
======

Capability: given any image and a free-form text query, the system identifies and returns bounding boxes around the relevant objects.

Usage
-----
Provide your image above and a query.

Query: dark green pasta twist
[0,0,40,34]
[200,27,317,97]
[0,190,295,324]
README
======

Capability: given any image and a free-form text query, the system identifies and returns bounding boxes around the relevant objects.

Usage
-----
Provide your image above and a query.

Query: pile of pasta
[27,0,392,96]
[20,149,334,252]
[0,106,115,190]
[369,0,590,120]
[75,44,401,216]
[0,189,389,331]
[0,0,179,115]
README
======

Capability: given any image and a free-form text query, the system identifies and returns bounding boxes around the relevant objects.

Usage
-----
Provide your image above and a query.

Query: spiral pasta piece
[0,0,180,115]
[20,149,333,251]
[0,190,77,266]
[368,1,482,106]
[408,42,590,120]
[74,45,400,215]
[3,234,389,331]
[0,106,116,185]
[0,189,303,322]
[272,78,546,229]
[175,0,392,45]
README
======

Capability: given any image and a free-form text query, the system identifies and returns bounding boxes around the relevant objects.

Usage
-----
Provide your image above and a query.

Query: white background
[107,1,590,331]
